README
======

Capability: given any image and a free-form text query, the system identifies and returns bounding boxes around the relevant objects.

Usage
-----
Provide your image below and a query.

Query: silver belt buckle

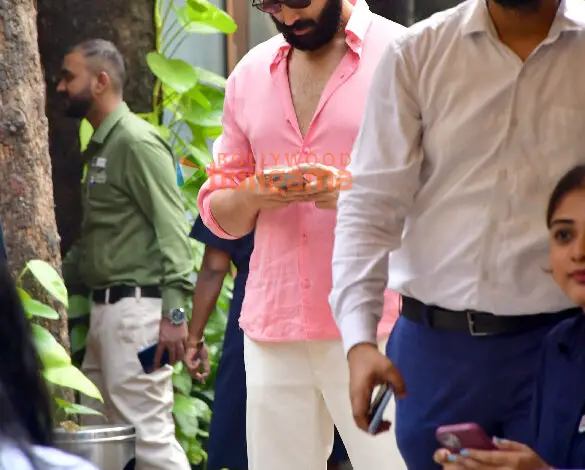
[466,310,489,336]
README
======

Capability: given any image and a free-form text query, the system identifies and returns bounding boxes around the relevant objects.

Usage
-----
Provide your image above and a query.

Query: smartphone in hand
[262,167,306,191]
[137,343,170,374]
[436,423,496,451]
[368,383,394,434]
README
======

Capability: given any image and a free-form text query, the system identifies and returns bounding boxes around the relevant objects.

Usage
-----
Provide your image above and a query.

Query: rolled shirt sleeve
[329,39,424,353]
[197,73,256,239]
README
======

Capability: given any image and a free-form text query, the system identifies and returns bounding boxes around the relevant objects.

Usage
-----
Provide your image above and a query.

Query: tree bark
[37,0,156,255]
[0,0,69,348]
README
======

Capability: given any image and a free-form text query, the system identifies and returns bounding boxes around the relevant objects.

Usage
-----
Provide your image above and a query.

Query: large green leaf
[172,393,200,436]
[185,87,211,111]
[146,52,198,94]
[79,119,94,152]
[44,364,103,401]
[70,324,89,355]
[68,295,91,319]
[55,397,103,417]
[183,108,222,128]
[196,84,225,112]
[18,288,32,317]
[194,67,226,88]
[185,142,213,167]
[187,439,205,464]
[22,298,60,320]
[25,260,68,306]
[172,368,193,396]
[31,324,71,369]
[175,0,237,35]
[200,126,223,139]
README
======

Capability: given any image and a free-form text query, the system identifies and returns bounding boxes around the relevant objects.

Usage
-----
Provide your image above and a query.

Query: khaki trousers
[244,336,406,470]
[81,296,190,470]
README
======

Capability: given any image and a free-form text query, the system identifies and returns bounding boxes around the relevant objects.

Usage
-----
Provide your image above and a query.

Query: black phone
[368,383,394,434]
[137,343,170,374]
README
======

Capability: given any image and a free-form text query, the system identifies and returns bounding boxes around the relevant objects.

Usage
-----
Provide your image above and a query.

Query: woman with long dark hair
[0,259,96,469]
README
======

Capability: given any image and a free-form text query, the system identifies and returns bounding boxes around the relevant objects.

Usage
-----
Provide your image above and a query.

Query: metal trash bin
[54,424,136,470]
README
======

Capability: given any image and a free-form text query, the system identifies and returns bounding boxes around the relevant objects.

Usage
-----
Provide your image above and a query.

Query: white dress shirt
[330,0,585,352]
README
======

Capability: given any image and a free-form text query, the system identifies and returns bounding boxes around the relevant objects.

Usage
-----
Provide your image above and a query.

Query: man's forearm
[189,272,226,339]
[209,188,259,238]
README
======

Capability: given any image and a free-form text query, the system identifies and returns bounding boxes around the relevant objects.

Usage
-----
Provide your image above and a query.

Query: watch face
[170,308,186,323]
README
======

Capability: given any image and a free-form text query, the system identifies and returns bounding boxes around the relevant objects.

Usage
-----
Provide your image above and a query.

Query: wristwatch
[162,307,187,325]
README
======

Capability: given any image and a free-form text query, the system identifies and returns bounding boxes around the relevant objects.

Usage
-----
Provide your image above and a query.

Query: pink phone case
[436,423,496,451]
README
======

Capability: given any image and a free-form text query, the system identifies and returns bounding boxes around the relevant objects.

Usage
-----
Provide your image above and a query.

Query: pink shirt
[198,0,405,342]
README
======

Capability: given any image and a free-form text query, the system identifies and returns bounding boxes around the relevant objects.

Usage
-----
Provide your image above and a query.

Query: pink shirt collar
[270,0,373,66]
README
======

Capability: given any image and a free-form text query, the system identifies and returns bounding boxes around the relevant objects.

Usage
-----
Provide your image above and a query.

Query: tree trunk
[0,0,69,348]
[37,0,156,255]
[368,0,414,25]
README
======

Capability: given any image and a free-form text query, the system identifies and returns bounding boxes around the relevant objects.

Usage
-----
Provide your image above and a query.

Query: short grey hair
[69,39,127,93]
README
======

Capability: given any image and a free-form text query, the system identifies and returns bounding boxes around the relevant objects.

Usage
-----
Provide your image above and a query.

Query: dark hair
[70,39,127,93]
[0,260,53,462]
[546,165,585,228]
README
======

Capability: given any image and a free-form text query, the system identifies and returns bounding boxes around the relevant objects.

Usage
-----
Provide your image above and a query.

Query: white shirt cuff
[338,311,380,355]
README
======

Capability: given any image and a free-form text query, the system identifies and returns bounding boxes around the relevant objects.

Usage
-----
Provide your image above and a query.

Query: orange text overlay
[213,151,352,168]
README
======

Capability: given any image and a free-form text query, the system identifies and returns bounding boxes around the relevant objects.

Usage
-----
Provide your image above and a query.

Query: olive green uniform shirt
[62,103,193,310]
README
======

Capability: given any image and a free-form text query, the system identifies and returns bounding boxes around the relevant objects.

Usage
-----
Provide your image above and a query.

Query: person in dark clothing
[184,216,349,469]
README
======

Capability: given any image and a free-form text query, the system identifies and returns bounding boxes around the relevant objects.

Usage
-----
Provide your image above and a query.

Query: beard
[60,87,93,119]
[491,0,543,11]
[271,0,343,51]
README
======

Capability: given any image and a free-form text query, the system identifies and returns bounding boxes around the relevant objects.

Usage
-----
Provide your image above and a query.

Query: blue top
[532,313,585,468]
[189,217,254,315]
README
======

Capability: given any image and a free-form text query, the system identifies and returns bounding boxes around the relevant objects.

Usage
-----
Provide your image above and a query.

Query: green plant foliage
[18,260,103,423]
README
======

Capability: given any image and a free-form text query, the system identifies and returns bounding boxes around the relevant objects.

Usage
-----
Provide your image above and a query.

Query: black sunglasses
[252,0,312,14]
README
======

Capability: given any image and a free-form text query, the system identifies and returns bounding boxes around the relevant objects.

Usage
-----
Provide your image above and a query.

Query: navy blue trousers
[386,315,562,470]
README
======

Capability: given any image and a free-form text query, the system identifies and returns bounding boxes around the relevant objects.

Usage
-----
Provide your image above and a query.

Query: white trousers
[244,336,406,470]
[81,297,190,470]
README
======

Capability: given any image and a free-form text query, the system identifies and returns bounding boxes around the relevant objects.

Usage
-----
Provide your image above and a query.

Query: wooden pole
[226,0,250,73]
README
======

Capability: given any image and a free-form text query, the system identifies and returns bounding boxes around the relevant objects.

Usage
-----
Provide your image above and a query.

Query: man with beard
[58,39,193,470]
[195,0,406,469]
[329,0,585,467]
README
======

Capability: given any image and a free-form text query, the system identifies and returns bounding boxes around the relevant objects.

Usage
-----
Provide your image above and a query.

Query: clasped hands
[241,163,345,210]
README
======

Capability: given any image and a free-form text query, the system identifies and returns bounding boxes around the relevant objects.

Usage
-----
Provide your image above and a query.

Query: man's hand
[433,440,550,470]
[154,318,188,368]
[309,188,339,210]
[347,343,406,432]
[183,338,211,383]
[239,174,309,211]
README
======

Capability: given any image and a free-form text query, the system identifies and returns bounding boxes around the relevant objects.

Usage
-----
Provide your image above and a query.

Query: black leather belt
[92,285,161,304]
[401,296,579,336]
